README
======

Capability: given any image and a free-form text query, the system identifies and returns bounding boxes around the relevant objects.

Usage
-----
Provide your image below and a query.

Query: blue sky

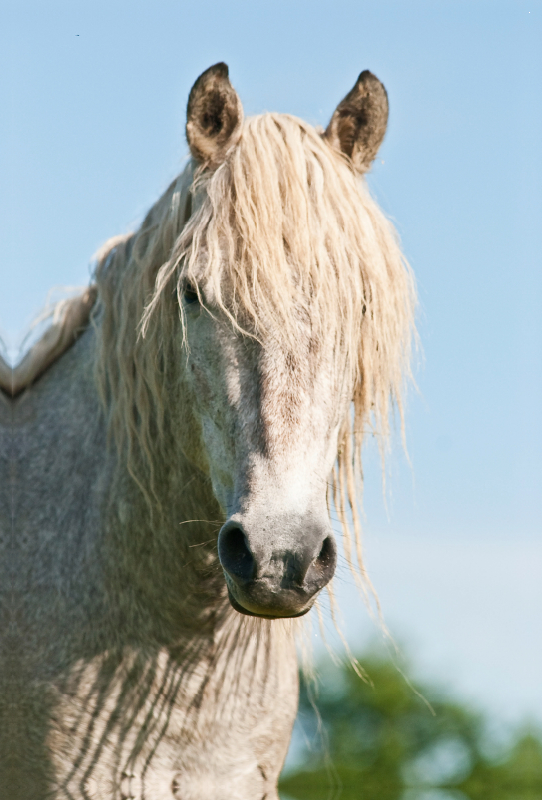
[2,1,541,724]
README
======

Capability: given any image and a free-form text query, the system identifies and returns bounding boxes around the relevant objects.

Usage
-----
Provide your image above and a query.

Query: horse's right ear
[186,63,244,168]
[324,70,388,173]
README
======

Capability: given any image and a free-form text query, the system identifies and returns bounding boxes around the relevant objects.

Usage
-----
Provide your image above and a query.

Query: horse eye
[183,284,200,305]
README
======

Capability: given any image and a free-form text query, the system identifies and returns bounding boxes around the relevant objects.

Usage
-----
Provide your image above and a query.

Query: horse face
[179,289,351,619]
[177,62,391,618]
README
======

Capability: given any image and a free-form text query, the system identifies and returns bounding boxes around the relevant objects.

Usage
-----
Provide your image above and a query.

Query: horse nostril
[299,533,337,595]
[315,535,337,574]
[218,525,256,585]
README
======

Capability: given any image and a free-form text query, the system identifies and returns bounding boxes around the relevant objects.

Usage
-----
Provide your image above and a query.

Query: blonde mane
[95,113,416,594]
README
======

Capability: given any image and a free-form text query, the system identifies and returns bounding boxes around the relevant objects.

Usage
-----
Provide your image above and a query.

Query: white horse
[0,63,415,799]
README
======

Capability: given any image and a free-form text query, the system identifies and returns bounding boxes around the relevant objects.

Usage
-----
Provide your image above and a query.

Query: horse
[0,63,415,799]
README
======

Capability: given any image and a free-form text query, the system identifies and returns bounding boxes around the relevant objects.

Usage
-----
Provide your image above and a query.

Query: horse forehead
[212,320,334,416]
[232,336,334,452]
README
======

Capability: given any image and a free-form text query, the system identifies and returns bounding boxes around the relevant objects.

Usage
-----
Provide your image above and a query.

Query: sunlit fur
[94,112,416,596]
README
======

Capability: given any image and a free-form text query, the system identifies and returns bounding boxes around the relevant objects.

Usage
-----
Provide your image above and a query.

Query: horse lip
[226,586,312,620]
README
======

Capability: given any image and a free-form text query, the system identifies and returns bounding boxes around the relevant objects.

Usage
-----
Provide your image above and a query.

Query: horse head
[171,64,401,619]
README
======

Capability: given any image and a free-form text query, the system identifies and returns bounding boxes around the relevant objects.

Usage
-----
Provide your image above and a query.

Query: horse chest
[34,641,296,799]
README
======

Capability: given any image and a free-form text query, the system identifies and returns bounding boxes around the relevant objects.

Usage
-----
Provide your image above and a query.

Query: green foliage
[279,652,542,800]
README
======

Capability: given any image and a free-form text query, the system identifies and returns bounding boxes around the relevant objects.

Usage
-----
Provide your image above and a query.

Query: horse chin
[227,587,313,620]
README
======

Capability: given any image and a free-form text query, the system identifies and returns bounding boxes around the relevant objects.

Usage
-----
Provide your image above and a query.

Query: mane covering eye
[183,284,199,305]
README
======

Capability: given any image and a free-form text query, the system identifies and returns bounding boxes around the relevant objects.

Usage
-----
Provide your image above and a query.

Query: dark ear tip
[356,70,387,95]
[206,62,229,79]
[188,64,230,104]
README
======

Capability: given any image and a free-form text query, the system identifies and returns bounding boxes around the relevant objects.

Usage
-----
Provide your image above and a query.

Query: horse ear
[324,70,388,172]
[186,62,244,168]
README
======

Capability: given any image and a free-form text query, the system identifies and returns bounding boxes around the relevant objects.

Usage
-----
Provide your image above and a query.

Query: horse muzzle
[218,516,337,619]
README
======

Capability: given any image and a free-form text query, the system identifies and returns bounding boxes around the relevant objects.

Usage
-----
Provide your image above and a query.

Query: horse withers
[0,64,415,799]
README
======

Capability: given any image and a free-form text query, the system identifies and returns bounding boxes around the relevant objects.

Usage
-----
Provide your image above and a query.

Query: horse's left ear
[324,70,388,172]
[186,62,244,168]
